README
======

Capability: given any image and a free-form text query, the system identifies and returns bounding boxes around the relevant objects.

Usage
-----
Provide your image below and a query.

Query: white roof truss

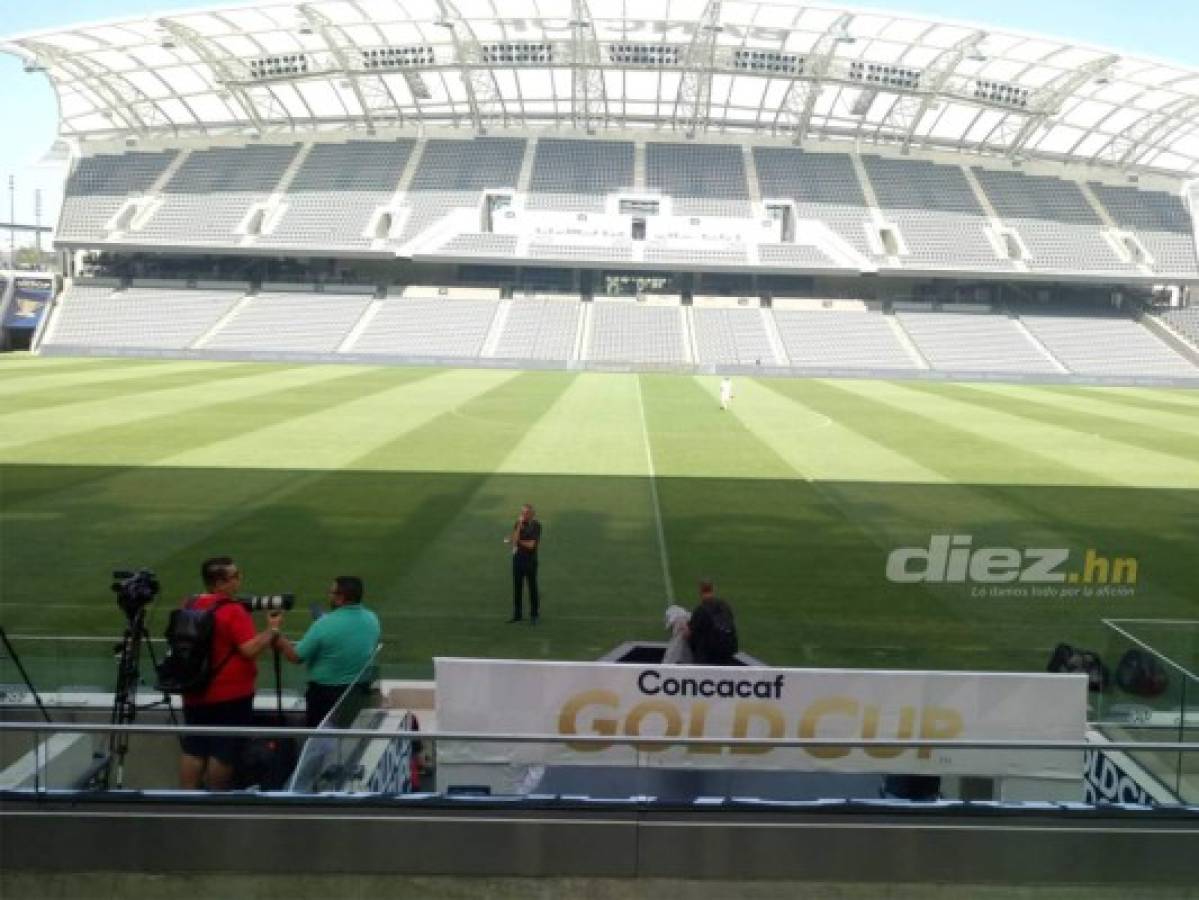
[2,0,1195,177]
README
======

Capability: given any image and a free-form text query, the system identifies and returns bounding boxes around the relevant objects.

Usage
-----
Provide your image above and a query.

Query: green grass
[1,355,1197,686]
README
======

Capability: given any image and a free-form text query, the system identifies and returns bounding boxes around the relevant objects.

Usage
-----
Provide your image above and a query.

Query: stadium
[0,0,1197,896]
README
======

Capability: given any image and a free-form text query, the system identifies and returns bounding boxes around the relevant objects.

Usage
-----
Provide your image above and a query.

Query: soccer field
[1,354,1197,684]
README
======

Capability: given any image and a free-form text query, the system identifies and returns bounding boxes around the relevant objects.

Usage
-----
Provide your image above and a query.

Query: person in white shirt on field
[719,376,734,411]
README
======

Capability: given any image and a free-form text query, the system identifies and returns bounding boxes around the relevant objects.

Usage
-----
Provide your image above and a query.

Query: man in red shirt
[179,556,283,790]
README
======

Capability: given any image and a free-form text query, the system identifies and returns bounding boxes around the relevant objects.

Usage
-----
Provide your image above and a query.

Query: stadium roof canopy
[3,0,1198,178]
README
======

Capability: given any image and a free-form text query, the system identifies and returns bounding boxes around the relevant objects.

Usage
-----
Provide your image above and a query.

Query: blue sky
[0,0,1195,235]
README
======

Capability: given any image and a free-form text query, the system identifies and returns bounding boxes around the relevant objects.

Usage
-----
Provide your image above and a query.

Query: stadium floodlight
[22,61,46,73]
[833,22,856,44]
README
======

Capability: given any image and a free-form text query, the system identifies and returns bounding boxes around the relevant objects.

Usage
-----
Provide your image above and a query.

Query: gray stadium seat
[587,302,688,364]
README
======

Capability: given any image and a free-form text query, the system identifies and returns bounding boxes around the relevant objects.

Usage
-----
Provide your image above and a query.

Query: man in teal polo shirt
[274,576,381,727]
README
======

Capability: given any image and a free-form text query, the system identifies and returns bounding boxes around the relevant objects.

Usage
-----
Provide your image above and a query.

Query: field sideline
[1,354,1196,685]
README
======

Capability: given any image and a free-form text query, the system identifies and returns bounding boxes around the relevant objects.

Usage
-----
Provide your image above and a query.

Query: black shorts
[181,695,254,765]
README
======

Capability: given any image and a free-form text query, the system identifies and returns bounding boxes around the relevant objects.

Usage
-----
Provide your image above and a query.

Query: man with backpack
[176,556,284,790]
[687,580,739,666]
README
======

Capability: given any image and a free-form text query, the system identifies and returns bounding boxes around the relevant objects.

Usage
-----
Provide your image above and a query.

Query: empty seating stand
[349,297,498,359]
[57,150,179,243]
[44,285,242,350]
[587,302,688,364]
[896,311,1058,374]
[1089,183,1199,277]
[1157,307,1199,346]
[773,309,917,370]
[862,156,1010,272]
[972,168,1136,274]
[203,293,373,353]
[644,244,747,266]
[260,140,414,251]
[754,148,878,261]
[693,308,775,366]
[397,138,526,248]
[135,144,300,246]
[646,143,751,218]
[526,139,634,212]
[758,244,838,268]
[491,300,581,361]
[435,233,519,257]
[527,241,634,262]
[1020,313,1197,377]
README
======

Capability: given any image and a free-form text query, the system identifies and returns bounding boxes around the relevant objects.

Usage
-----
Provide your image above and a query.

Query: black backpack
[705,601,739,660]
[1115,649,1169,697]
[155,598,236,694]
[1046,643,1109,693]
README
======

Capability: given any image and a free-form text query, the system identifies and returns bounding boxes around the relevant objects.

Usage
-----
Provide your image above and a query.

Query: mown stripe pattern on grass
[1,356,1195,683]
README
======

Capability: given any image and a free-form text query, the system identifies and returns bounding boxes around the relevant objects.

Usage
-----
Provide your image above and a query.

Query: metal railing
[2,719,1199,800]
[3,718,1199,753]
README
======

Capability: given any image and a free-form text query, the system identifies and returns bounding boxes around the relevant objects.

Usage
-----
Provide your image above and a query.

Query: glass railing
[3,718,1197,807]
[286,644,383,792]
[0,633,311,697]
[1095,618,1199,803]
[0,630,438,698]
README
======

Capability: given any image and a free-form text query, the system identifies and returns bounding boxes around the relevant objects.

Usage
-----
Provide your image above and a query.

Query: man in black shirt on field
[508,503,542,624]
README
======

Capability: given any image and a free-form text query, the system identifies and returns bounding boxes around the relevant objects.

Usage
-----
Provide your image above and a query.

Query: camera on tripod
[112,569,160,619]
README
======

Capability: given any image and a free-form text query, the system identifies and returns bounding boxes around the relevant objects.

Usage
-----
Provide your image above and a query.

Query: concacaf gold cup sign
[435,659,1087,777]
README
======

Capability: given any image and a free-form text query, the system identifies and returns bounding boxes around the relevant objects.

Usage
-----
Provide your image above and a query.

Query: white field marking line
[1101,619,1197,681]
[9,622,669,645]
[443,412,844,443]
[635,373,675,606]
[0,603,108,610]
[3,635,166,642]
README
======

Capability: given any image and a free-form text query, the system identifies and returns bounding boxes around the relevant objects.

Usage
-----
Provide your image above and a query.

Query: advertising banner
[435,658,1086,777]
[5,277,53,329]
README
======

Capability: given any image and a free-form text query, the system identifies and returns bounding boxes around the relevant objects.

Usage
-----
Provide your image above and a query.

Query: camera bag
[1046,642,1109,693]
[1115,648,1169,697]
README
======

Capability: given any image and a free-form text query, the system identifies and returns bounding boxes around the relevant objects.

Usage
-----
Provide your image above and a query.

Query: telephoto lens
[238,594,295,612]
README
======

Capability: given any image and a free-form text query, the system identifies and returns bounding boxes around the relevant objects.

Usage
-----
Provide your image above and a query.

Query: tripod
[103,604,175,789]
[0,626,52,723]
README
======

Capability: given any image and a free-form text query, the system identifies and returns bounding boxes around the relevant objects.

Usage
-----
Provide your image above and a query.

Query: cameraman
[273,576,381,728]
[179,556,283,791]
